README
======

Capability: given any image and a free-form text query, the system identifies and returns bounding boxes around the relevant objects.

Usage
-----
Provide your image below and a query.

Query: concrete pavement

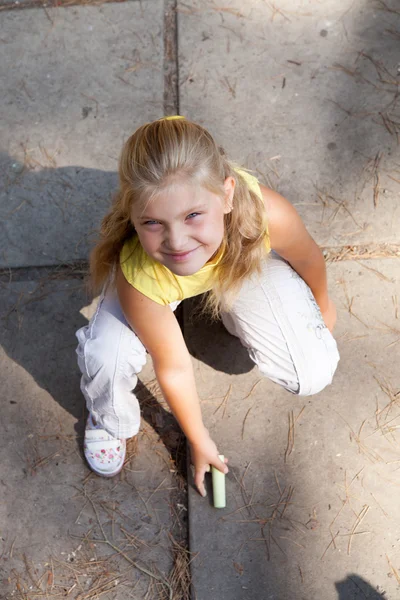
[0,1,164,267]
[1,2,187,598]
[186,259,399,599]
[1,0,400,598]
[179,0,400,598]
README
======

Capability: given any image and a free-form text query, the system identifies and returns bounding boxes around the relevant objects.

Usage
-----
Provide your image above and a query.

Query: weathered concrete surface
[186,259,400,599]
[179,0,400,249]
[180,2,400,595]
[0,1,164,267]
[0,1,187,597]
[1,0,399,598]
[0,277,186,598]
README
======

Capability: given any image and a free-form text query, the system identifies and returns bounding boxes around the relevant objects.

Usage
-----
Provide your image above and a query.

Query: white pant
[75,252,340,439]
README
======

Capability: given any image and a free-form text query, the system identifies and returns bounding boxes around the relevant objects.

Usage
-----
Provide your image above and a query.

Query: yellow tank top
[120,169,268,305]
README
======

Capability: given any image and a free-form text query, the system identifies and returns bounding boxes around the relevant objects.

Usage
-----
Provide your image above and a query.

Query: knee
[75,325,146,382]
[297,368,333,396]
[296,347,340,397]
[255,341,340,397]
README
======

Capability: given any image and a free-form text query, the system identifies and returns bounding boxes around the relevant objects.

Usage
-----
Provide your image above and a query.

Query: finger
[211,458,229,475]
[194,470,207,497]
[205,464,211,473]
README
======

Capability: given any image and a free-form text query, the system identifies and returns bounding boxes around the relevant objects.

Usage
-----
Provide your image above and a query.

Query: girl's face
[131,177,235,276]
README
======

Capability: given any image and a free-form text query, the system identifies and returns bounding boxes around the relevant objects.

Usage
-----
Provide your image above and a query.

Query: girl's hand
[321,296,337,332]
[189,430,229,497]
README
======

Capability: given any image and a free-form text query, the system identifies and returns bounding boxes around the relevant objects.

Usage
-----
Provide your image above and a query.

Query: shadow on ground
[0,272,189,478]
[336,574,386,599]
[0,149,255,437]
[0,272,188,598]
[185,297,254,375]
[0,151,117,267]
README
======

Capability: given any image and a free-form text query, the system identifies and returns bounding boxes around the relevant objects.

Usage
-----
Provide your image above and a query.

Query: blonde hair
[90,116,269,319]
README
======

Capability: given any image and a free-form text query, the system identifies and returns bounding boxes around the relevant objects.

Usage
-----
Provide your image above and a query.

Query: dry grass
[370,377,400,451]
[265,2,291,22]
[4,375,190,599]
[393,295,399,320]
[322,243,400,263]
[331,62,380,91]
[62,477,190,600]
[0,262,88,285]
[213,384,232,418]
[221,76,237,98]
[347,505,370,555]
[386,555,400,585]
[313,185,363,230]
[125,435,139,465]
[220,466,300,561]
[8,549,133,599]
[386,28,400,40]
[337,278,370,329]
[334,410,384,464]
[209,3,245,18]
[166,536,192,600]
[321,469,371,561]
[284,406,305,463]
[379,111,400,143]
[240,380,263,440]
[0,264,88,331]
[360,51,399,88]
[353,259,394,282]
[69,492,174,597]
[376,0,400,15]
[369,152,382,208]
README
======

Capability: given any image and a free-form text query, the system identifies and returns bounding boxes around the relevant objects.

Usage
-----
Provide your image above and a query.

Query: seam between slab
[163,0,179,116]
[0,0,142,11]
[2,247,400,281]
[0,263,88,282]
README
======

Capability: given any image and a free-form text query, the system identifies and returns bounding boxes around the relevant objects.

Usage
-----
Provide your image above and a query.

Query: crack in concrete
[164,0,179,116]
[0,262,88,282]
[2,243,399,283]
[0,0,140,11]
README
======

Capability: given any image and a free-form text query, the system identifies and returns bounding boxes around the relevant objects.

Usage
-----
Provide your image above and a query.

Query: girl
[76,115,339,497]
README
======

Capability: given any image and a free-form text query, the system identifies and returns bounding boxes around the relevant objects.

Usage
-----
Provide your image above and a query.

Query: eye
[186,212,200,220]
[143,220,160,226]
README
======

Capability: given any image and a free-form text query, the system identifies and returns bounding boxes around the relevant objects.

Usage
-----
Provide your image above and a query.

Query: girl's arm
[260,184,336,331]
[116,265,228,496]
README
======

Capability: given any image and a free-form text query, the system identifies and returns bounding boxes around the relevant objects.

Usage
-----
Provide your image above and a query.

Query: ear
[222,176,236,214]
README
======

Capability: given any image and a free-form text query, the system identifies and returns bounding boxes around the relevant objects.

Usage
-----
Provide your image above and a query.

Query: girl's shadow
[184,296,254,375]
[0,273,191,484]
[336,575,387,599]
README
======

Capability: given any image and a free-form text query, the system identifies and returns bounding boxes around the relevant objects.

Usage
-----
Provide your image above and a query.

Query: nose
[164,225,189,252]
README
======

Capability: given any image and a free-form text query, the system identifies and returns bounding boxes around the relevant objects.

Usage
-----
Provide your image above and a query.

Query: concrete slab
[0,1,164,267]
[186,258,400,600]
[178,0,400,248]
[0,277,186,598]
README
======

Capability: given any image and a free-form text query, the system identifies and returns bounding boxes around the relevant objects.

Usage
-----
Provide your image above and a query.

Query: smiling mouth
[164,248,198,260]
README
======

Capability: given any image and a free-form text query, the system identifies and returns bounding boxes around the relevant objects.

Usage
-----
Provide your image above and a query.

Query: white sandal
[83,413,126,477]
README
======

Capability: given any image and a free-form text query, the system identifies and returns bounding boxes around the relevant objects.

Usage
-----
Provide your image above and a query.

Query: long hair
[89,117,269,319]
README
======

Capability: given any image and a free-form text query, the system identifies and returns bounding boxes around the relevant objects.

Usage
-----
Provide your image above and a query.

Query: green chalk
[211,455,226,508]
